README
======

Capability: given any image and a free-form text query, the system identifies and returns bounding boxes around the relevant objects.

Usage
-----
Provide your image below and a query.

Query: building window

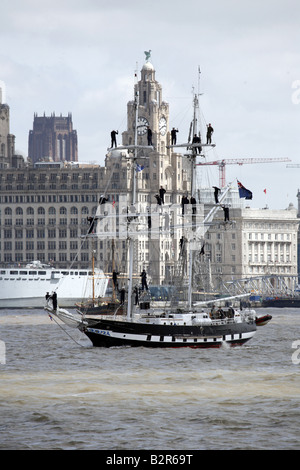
[26,229,34,239]
[48,229,56,238]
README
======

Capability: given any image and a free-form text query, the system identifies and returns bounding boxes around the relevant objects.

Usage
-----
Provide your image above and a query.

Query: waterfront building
[206,202,299,293]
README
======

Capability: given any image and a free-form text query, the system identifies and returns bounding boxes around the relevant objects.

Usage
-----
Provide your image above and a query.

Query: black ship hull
[262,298,300,308]
[80,317,256,348]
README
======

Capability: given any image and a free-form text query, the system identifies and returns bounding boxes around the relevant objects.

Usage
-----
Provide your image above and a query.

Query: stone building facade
[0,87,24,169]
[205,202,299,292]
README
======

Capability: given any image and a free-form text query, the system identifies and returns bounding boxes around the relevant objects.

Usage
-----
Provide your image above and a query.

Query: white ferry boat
[0,261,108,308]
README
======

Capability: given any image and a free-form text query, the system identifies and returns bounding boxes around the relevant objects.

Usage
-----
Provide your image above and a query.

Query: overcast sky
[1,0,300,210]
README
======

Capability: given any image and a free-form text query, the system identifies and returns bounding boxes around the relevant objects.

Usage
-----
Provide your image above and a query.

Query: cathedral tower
[28,113,78,164]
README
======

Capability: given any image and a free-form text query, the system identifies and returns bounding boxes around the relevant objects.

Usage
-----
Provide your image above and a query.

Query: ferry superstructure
[0,261,108,308]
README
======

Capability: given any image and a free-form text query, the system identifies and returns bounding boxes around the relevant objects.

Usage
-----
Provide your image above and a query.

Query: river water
[0,307,299,451]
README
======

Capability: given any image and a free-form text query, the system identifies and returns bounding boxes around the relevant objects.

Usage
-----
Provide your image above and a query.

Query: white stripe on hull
[86,327,256,346]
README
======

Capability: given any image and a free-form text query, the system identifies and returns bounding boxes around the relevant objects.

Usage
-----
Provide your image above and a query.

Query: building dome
[142,61,154,71]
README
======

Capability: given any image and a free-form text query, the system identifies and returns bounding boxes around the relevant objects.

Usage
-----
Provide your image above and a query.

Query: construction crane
[197,157,291,188]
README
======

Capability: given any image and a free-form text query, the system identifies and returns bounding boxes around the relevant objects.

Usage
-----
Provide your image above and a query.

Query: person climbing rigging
[213,186,220,204]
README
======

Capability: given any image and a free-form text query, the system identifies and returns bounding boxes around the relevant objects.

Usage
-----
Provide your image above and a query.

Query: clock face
[137,117,149,135]
[159,117,167,136]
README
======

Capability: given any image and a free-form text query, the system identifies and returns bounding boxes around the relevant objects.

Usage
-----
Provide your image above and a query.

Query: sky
[1,0,300,210]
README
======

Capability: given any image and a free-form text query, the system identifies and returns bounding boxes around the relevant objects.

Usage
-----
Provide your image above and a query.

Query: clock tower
[122,53,186,202]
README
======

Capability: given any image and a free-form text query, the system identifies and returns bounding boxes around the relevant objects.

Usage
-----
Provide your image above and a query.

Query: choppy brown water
[0,308,300,450]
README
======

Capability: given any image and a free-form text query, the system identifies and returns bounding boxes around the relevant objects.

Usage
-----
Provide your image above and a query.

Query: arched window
[49,207,56,215]
[16,207,23,215]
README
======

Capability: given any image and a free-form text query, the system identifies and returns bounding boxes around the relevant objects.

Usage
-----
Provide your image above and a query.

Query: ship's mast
[188,89,199,308]
[126,68,139,320]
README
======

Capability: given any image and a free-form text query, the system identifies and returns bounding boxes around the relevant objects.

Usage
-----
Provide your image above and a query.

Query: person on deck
[112,270,119,290]
[52,291,57,310]
[190,196,197,214]
[140,269,148,291]
[181,195,189,215]
[120,286,126,304]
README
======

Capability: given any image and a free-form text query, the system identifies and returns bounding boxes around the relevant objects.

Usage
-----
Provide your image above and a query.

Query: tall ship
[45,53,269,348]
[0,260,108,308]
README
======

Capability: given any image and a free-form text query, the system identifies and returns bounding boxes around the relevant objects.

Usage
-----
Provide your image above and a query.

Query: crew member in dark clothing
[112,270,119,290]
[206,123,214,144]
[181,195,189,214]
[147,127,153,146]
[222,205,230,222]
[120,287,125,304]
[147,208,152,229]
[179,236,186,256]
[52,291,57,310]
[213,186,220,204]
[155,194,162,207]
[190,196,197,214]
[159,186,166,204]
[134,286,139,305]
[171,128,178,145]
[99,195,109,205]
[140,269,148,291]
[111,130,118,147]
[192,134,202,154]
[87,216,98,234]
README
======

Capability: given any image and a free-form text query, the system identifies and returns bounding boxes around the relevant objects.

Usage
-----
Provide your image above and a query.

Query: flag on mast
[237,180,253,200]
